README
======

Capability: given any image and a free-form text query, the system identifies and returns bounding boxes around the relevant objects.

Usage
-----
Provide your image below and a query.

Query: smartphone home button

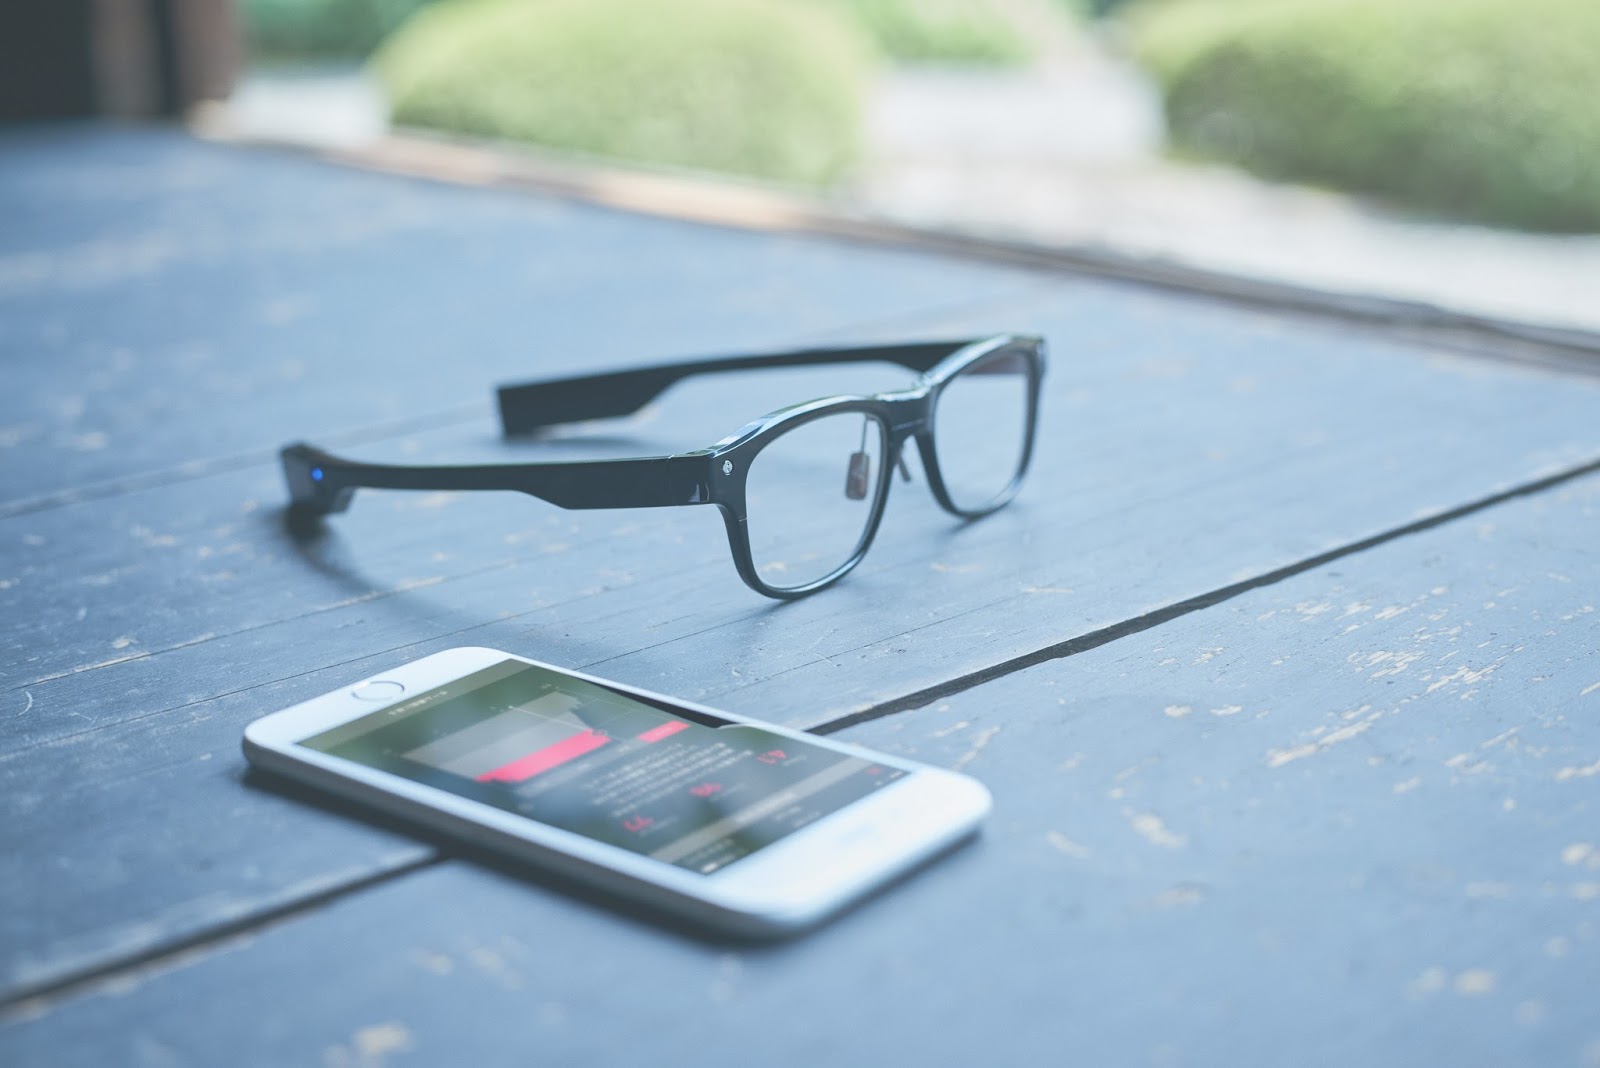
[352,680,405,701]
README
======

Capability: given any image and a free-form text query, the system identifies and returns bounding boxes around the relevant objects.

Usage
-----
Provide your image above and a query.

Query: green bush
[374,0,873,187]
[817,0,1035,65]
[244,0,436,57]
[1133,0,1600,230]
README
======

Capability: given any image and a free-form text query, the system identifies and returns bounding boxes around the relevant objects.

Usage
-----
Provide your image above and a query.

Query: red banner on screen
[475,728,611,783]
[636,720,689,744]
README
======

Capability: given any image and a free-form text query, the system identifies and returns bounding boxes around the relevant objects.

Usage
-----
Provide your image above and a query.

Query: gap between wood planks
[814,452,1600,734]
[0,857,441,1022]
[7,450,1600,1017]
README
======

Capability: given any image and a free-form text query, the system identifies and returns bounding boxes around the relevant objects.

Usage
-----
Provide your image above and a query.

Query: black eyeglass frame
[283,333,1045,599]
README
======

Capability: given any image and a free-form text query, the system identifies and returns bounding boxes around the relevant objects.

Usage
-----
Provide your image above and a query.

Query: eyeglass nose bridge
[868,389,929,470]
[864,394,929,491]
[877,390,932,436]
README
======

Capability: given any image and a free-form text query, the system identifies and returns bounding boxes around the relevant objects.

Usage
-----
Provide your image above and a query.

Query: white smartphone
[242,647,990,937]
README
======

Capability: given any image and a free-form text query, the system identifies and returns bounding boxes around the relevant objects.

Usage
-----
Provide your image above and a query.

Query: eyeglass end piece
[281,443,355,515]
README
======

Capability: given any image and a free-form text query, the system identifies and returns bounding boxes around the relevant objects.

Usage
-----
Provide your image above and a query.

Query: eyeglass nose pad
[845,451,872,500]
[846,443,913,499]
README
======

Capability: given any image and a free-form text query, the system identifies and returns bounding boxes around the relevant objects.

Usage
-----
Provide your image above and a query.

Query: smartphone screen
[300,660,907,875]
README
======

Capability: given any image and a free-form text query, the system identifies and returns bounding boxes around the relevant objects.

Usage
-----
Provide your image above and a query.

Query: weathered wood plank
[0,126,1048,508]
[8,283,1600,716]
[6,128,1600,1014]
[7,460,1597,1066]
[5,225,1600,1000]
[3,467,1596,999]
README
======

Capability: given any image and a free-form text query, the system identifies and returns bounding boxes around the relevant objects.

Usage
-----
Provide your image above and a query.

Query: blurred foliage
[245,0,1065,65]
[243,0,435,57]
[1133,0,1600,230]
[815,0,1035,65]
[374,0,874,187]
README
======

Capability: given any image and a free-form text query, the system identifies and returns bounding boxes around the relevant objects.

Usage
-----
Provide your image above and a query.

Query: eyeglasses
[283,334,1045,599]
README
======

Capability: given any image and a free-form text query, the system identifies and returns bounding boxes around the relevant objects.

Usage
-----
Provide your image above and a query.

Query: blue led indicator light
[311,467,324,482]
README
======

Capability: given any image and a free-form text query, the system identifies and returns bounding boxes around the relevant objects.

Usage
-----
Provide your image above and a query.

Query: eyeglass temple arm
[282,443,714,517]
[495,339,982,436]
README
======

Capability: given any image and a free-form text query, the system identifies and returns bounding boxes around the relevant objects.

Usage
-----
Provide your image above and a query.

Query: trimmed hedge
[1134,0,1600,230]
[374,0,873,187]
[243,0,435,57]
[244,0,1047,65]
[818,0,1035,66]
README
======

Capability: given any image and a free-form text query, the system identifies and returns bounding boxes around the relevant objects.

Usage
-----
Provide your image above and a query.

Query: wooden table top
[3,124,1599,1067]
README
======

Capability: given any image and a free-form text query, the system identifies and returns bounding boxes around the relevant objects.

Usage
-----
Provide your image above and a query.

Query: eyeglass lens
[932,344,1033,513]
[744,411,888,592]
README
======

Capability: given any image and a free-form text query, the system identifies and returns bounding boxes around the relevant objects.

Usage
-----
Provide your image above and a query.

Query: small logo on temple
[722,460,733,475]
